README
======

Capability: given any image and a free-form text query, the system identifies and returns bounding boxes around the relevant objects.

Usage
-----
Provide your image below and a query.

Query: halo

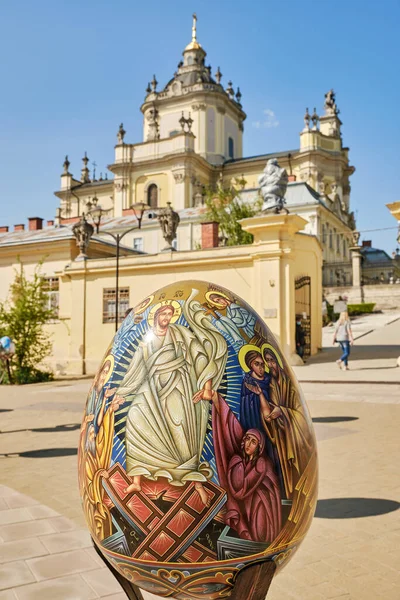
[134,294,154,315]
[261,343,283,369]
[238,344,263,373]
[98,354,115,385]
[148,300,182,327]
[205,290,231,308]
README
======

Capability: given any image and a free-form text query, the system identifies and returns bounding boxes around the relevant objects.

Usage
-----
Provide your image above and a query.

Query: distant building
[359,240,400,284]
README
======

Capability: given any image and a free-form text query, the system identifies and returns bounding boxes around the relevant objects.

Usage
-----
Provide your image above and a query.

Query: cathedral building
[54,15,355,286]
[0,16,360,374]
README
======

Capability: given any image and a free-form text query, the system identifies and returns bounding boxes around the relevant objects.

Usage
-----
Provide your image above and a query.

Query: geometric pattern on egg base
[78,280,318,599]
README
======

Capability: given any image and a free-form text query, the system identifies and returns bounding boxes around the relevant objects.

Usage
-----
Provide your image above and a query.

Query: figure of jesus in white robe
[115,289,227,505]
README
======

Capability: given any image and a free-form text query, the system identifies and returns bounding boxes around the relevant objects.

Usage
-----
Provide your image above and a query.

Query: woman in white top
[333,311,354,370]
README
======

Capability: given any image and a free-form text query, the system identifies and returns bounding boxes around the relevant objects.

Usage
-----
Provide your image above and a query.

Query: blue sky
[0,0,399,252]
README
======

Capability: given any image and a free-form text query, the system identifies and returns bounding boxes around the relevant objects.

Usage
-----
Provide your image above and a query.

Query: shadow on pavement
[0,447,78,458]
[305,345,400,365]
[312,416,359,423]
[315,497,400,519]
[0,409,13,413]
[0,423,80,435]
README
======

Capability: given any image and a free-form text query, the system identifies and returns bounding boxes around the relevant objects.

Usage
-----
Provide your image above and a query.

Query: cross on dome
[185,13,202,51]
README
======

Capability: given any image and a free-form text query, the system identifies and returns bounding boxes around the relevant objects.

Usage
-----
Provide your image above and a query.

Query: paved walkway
[293,311,400,383]
[0,314,399,599]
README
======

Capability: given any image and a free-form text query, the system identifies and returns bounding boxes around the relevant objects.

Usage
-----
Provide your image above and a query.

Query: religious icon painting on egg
[78,280,318,599]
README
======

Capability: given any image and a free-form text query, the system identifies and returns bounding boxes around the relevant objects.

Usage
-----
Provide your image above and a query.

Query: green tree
[0,262,54,384]
[203,179,261,246]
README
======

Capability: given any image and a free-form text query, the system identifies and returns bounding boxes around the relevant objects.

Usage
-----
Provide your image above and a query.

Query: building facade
[52,16,355,282]
[1,16,361,374]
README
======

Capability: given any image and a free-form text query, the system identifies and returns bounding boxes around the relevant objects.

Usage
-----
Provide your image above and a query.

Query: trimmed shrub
[347,303,376,316]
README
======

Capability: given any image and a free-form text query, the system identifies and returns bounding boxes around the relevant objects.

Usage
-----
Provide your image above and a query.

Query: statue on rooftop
[258,159,289,214]
[324,89,339,116]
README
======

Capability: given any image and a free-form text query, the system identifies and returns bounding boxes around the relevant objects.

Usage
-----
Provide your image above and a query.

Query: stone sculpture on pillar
[349,230,364,301]
[324,89,339,115]
[72,213,94,260]
[258,158,289,214]
[352,230,361,247]
[158,202,180,251]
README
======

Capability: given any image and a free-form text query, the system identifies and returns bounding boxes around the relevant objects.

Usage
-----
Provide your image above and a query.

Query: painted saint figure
[114,289,227,505]
[193,389,281,543]
[86,357,113,435]
[78,355,124,540]
[259,347,314,497]
[240,349,271,431]
[206,292,256,349]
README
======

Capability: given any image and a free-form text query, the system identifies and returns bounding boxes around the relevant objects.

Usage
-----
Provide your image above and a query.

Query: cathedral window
[228,137,234,159]
[42,277,59,318]
[147,184,158,208]
[133,237,143,252]
[103,288,129,323]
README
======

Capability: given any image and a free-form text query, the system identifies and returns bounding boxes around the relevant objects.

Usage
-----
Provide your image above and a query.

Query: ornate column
[172,168,187,210]
[349,231,364,302]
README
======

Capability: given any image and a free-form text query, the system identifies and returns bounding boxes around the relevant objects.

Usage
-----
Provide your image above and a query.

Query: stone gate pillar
[349,243,364,303]
[240,213,322,364]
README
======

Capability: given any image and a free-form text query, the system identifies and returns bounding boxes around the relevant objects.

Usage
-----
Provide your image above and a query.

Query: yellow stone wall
[55,214,322,375]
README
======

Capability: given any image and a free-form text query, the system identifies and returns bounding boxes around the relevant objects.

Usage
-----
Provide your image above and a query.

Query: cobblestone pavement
[1,317,399,599]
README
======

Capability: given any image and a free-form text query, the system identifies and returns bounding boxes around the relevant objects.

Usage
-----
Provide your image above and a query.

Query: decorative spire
[179,112,193,133]
[192,13,197,44]
[215,66,222,84]
[235,87,242,105]
[304,107,310,130]
[62,155,70,175]
[151,75,158,92]
[146,82,151,94]
[92,161,97,181]
[117,122,126,144]
[311,108,319,130]
[80,152,90,183]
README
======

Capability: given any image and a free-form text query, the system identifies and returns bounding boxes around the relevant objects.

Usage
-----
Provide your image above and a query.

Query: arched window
[228,137,234,159]
[147,184,158,208]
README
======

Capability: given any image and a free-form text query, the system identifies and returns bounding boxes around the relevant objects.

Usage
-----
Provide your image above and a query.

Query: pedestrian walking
[333,311,354,370]
[295,316,306,360]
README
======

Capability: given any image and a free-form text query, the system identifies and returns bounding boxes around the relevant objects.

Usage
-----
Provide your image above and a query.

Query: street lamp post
[87,199,150,332]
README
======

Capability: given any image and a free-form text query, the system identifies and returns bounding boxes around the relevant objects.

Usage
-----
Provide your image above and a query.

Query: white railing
[114,133,195,164]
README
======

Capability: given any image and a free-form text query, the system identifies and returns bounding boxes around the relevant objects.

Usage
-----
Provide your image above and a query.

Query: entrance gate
[295,275,311,358]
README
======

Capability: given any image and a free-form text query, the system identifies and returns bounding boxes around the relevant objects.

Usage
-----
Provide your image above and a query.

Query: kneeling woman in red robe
[194,390,282,544]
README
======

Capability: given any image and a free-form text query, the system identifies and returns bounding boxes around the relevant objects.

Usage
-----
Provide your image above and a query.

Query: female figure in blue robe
[240,350,271,430]
[240,349,285,495]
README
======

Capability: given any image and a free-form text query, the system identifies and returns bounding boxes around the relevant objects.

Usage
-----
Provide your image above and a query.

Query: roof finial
[192,13,197,43]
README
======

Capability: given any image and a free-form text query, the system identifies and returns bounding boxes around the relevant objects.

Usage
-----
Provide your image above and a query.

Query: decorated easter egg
[78,281,318,599]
